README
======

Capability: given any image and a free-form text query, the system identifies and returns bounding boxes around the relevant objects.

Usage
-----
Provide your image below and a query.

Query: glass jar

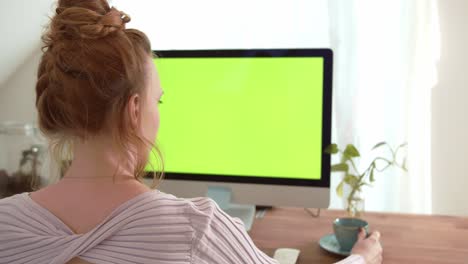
[0,122,46,198]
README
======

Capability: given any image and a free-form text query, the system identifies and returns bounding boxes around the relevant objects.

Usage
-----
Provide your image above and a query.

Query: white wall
[0,50,40,124]
[0,0,54,86]
[432,0,468,216]
[113,0,329,50]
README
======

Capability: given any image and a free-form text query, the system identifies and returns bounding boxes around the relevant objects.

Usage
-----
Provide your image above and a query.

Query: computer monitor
[144,49,332,229]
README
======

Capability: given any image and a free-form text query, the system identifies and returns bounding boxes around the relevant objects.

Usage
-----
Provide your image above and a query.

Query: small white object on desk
[273,248,300,264]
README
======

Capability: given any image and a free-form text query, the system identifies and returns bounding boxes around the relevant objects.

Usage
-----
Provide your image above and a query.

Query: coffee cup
[333,217,369,252]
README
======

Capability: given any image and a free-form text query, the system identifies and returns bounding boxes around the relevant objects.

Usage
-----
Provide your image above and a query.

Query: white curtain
[328,0,440,214]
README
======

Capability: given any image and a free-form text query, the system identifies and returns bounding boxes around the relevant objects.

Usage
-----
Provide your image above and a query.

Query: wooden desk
[249,208,468,264]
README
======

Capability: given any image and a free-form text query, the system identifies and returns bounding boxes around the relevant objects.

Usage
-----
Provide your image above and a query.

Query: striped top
[0,190,364,264]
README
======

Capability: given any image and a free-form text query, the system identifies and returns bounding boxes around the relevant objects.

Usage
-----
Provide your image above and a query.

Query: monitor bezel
[146,49,332,188]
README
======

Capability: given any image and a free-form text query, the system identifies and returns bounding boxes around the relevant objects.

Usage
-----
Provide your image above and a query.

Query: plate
[318,234,351,257]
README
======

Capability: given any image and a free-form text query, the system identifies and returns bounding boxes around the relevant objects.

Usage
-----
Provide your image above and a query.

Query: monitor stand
[207,186,256,231]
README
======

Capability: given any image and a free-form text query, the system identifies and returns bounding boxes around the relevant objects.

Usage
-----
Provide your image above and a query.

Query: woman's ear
[127,93,140,130]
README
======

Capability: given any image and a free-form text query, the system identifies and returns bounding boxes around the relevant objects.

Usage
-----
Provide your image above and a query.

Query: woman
[0,0,382,263]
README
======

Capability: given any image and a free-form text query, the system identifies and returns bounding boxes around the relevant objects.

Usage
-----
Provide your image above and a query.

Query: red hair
[36,0,162,184]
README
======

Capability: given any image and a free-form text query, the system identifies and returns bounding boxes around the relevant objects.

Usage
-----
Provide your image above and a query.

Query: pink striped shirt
[0,190,363,263]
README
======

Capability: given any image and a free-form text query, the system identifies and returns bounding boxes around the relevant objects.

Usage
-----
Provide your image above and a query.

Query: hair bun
[100,8,131,25]
[53,6,130,40]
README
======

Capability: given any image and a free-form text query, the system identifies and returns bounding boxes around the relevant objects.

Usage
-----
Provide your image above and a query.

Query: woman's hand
[350,228,383,264]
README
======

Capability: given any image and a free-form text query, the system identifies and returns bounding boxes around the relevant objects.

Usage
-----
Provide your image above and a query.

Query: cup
[333,217,369,252]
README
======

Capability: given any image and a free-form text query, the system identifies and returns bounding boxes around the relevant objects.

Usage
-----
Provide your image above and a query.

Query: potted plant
[325,142,407,217]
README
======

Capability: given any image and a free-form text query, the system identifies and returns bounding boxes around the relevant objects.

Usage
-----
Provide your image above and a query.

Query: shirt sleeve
[187,197,279,264]
[335,254,365,264]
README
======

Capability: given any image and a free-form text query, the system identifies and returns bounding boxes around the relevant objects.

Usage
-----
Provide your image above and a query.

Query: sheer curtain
[328,0,440,214]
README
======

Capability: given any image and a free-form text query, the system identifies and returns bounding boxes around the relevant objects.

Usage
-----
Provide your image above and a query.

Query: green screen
[147,57,323,180]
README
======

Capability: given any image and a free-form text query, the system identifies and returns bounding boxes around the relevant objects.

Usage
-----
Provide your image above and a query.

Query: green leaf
[374,157,392,171]
[398,142,408,149]
[344,174,359,186]
[331,163,349,172]
[324,144,339,154]
[336,181,344,197]
[370,169,375,182]
[344,144,360,157]
[372,141,388,150]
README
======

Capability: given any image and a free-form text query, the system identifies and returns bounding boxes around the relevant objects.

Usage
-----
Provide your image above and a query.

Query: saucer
[318,234,351,256]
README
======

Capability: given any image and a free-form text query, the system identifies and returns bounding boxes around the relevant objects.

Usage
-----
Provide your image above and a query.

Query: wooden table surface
[249,208,468,264]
